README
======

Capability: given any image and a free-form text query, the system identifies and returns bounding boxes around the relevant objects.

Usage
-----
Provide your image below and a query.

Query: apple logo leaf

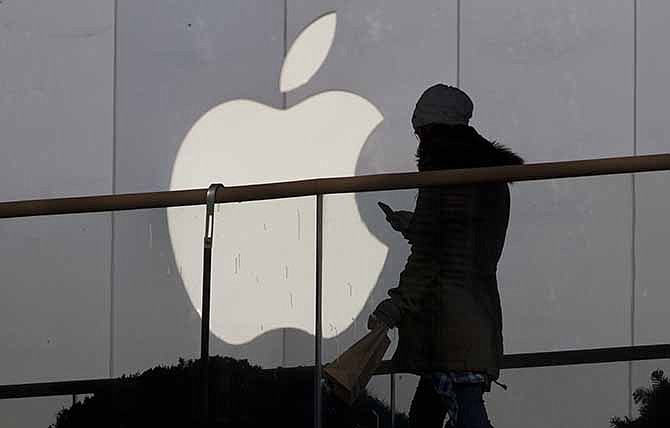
[279,12,336,93]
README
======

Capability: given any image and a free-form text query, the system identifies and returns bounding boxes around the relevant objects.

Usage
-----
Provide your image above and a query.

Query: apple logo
[167,12,386,345]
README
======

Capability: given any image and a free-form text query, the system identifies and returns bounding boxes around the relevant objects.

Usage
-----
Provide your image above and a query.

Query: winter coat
[373,124,524,392]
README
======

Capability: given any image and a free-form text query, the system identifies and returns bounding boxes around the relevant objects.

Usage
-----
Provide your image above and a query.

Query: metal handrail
[2,343,669,400]
[1,153,669,218]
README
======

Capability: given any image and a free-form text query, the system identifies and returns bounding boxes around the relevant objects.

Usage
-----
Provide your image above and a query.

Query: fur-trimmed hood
[415,124,524,171]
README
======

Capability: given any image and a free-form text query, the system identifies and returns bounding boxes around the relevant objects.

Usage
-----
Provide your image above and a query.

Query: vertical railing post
[314,194,324,428]
[390,373,396,428]
[201,183,224,427]
[371,409,380,428]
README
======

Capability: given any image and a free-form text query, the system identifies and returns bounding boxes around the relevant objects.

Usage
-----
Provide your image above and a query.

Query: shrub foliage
[49,356,407,428]
[610,369,670,428]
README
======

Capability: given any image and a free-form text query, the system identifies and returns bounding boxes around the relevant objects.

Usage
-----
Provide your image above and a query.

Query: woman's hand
[378,202,413,233]
[367,313,384,331]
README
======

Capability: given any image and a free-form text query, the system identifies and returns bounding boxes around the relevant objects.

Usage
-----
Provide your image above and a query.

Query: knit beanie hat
[411,84,474,129]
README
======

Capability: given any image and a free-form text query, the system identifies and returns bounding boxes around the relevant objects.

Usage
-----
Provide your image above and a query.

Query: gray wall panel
[113,1,285,376]
[488,363,629,427]
[462,1,633,426]
[0,0,113,201]
[633,0,670,418]
[0,1,114,426]
[0,397,70,428]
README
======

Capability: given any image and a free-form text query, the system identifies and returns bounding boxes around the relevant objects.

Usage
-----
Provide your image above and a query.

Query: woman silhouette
[368,84,524,427]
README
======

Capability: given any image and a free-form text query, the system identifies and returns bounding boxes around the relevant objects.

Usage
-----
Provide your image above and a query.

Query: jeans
[408,376,494,428]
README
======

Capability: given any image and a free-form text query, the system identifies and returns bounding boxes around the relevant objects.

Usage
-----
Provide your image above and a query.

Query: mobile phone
[377,201,393,216]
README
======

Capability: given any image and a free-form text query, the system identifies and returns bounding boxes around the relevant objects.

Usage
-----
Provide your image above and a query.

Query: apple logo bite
[167,12,385,345]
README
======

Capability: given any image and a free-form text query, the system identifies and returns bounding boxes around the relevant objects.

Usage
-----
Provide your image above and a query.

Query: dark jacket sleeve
[374,186,443,327]
[400,223,414,243]
[398,212,415,243]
